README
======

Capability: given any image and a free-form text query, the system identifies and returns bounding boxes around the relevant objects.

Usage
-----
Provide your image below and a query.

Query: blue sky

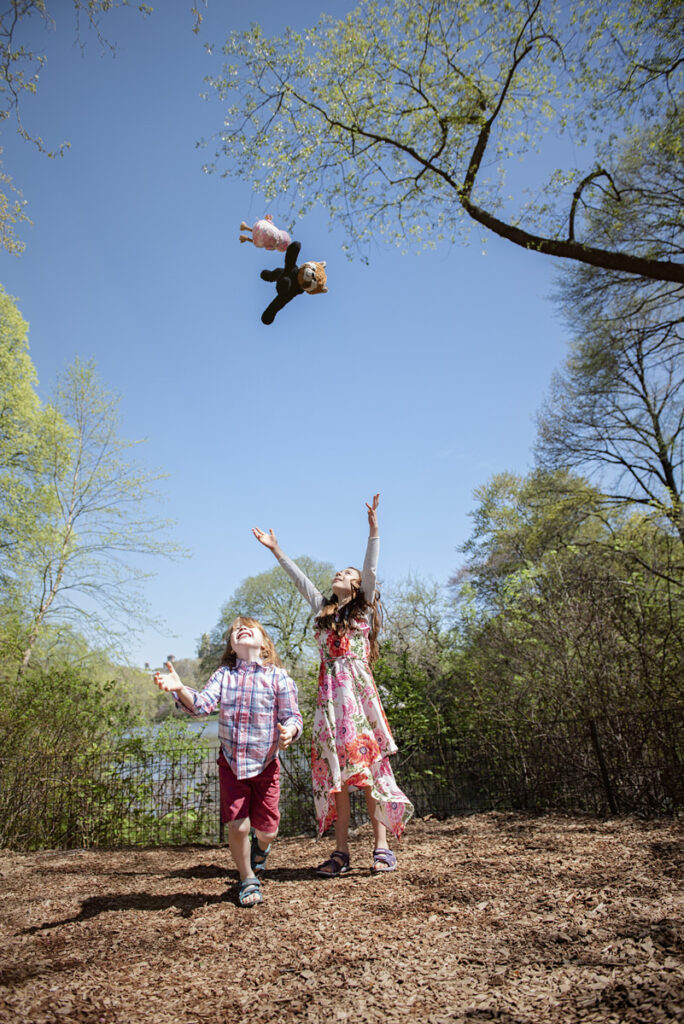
[0,1,571,667]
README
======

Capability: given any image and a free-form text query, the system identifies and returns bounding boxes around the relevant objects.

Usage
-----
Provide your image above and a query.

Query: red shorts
[217,749,281,833]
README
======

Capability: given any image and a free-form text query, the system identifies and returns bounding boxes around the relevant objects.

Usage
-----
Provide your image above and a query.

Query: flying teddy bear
[260,240,327,325]
[239,214,291,252]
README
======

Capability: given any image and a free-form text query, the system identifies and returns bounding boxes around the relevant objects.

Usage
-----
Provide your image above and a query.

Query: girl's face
[331,567,361,601]
[230,620,265,659]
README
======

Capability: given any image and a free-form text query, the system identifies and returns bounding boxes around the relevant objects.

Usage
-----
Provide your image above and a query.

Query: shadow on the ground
[168,862,232,879]
[169,864,318,882]
[23,889,233,932]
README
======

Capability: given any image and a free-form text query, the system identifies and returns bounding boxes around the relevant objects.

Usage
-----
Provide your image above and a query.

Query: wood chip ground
[0,813,682,1023]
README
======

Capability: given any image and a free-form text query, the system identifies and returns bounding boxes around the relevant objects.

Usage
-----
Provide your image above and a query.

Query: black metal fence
[1,705,681,850]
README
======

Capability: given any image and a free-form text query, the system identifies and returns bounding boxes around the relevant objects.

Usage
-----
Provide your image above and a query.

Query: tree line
[0,0,681,821]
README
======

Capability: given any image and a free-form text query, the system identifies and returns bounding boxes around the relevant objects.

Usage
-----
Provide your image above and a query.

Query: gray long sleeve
[361,536,379,603]
[277,552,326,614]
[277,535,379,612]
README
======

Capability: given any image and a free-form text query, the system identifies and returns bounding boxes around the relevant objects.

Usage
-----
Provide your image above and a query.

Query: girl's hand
[366,493,380,535]
[277,723,296,750]
[153,662,183,692]
[252,526,280,553]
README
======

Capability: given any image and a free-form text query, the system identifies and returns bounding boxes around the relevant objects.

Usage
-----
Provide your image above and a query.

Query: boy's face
[230,621,265,662]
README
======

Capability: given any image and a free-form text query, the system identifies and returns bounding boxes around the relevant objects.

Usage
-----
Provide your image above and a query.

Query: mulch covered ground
[0,813,682,1024]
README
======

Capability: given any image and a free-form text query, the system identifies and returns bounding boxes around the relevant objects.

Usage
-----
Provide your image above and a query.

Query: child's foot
[238,876,262,907]
[315,850,350,877]
[371,848,397,873]
[250,832,271,874]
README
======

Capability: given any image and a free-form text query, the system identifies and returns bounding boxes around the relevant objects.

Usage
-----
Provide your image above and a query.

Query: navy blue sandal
[238,876,262,907]
[315,850,351,877]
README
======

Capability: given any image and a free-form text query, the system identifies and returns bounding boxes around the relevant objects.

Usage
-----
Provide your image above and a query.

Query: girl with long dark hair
[253,494,413,875]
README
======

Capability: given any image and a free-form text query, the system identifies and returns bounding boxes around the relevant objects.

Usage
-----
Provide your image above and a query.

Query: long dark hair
[315,569,383,664]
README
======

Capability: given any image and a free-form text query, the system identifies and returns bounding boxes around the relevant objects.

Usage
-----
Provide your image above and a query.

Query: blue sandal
[372,848,397,873]
[250,832,271,873]
[315,850,351,877]
[238,876,262,907]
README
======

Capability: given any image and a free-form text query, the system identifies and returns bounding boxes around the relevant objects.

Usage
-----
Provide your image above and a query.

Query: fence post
[589,718,619,814]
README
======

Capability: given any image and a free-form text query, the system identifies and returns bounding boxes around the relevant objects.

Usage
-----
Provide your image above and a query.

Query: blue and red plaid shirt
[175,659,303,779]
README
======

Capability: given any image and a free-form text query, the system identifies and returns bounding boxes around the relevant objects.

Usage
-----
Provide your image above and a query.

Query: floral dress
[277,543,414,838]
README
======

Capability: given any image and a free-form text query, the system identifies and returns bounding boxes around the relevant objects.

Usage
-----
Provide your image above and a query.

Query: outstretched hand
[366,493,380,535]
[153,662,183,693]
[252,526,280,552]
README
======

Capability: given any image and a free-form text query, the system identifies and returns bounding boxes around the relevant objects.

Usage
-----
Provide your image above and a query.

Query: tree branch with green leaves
[203,0,683,282]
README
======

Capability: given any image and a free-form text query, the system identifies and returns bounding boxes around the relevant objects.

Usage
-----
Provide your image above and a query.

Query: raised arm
[153,662,196,712]
[361,493,380,602]
[153,661,222,717]
[252,526,325,613]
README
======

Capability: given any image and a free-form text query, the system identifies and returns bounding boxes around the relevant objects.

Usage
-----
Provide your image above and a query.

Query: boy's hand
[153,662,183,692]
[252,526,279,550]
[277,723,296,750]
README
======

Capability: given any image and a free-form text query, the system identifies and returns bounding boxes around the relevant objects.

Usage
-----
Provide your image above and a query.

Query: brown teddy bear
[260,241,328,325]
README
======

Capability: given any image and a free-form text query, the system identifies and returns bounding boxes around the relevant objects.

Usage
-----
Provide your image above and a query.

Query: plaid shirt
[175,659,303,779]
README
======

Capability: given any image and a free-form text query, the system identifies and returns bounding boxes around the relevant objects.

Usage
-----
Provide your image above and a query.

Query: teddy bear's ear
[320,261,327,268]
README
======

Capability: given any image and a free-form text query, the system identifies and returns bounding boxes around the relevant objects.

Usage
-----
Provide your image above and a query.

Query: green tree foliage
[198,556,334,677]
[206,0,683,282]
[0,661,138,761]
[453,470,683,723]
[456,469,601,604]
[15,359,182,672]
[0,319,182,673]
[0,658,217,850]
[0,1,154,254]
[0,286,71,653]
[374,576,459,757]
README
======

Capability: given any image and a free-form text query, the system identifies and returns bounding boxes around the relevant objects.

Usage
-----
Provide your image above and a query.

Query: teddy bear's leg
[239,235,253,244]
[261,296,286,325]
[260,268,281,283]
[240,222,252,231]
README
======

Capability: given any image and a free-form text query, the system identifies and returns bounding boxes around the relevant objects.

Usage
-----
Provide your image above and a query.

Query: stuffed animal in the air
[260,240,328,325]
[239,215,291,252]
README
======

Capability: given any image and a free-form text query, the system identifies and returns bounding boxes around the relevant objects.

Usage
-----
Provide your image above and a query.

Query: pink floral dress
[311,612,414,837]
[277,542,414,838]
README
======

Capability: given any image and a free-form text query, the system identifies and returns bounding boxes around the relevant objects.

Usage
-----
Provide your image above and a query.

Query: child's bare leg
[227,818,256,882]
[317,786,351,875]
[364,789,389,852]
[253,827,277,854]
[228,818,263,905]
[334,785,351,853]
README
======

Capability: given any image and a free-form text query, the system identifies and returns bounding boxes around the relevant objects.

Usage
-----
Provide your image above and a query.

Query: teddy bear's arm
[283,240,301,270]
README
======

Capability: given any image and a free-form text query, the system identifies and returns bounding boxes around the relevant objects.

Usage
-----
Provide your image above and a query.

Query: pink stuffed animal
[239,215,291,252]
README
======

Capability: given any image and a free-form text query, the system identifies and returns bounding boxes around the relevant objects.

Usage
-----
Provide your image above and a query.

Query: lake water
[183,716,219,744]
